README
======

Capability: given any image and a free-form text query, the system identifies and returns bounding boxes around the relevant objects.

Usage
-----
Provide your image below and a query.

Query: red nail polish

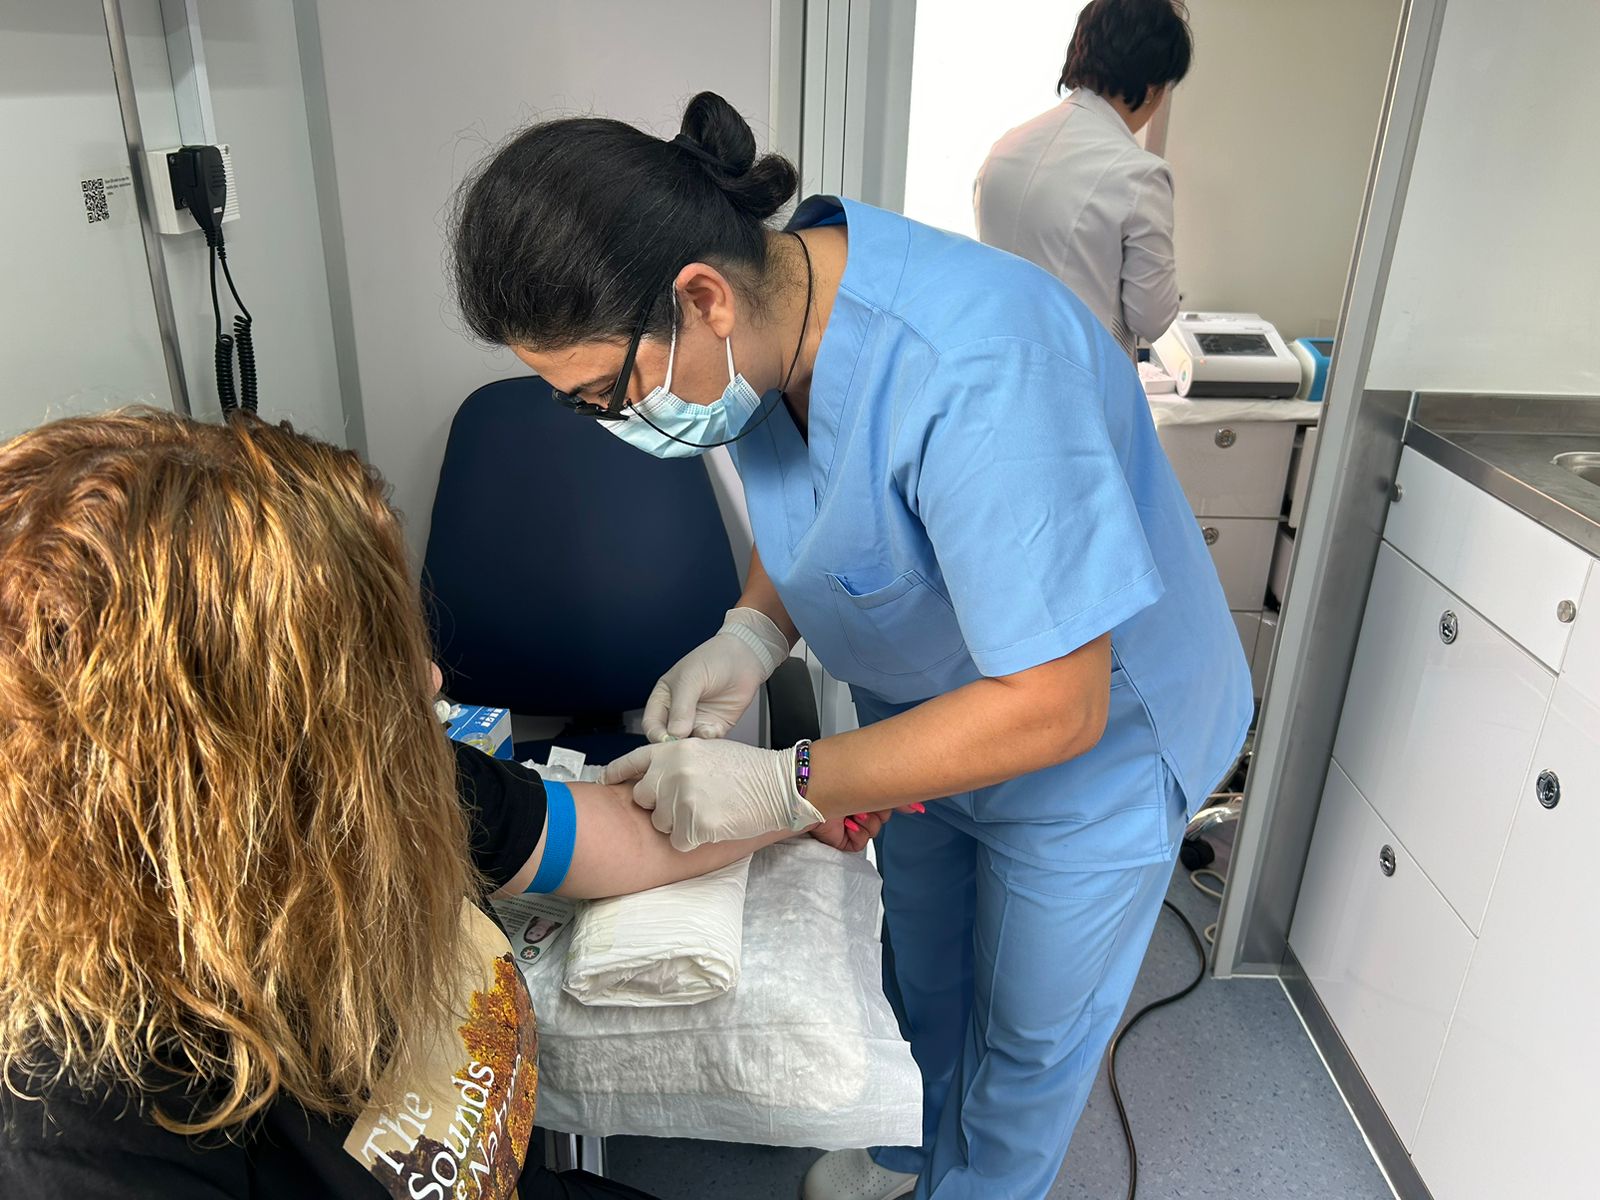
[843,818,861,833]
[911,803,927,814]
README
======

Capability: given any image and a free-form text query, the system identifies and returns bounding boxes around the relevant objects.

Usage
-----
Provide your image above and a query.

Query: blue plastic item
[1292,337,1334,402]
[443,703,513,759]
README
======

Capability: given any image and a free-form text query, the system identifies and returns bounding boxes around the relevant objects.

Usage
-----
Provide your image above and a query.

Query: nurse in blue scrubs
[451,92,1251,1200]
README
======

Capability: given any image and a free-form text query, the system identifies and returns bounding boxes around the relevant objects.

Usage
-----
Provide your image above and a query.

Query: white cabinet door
[1558,561,1600,709]
[1384,449,1591,670]
[1287,424,1319,531]
[1157,421,1297,517]
[1231,610,1262,663]
[1254,610,1278,699]
[1412,679,1600,1200]
[1269,525,1295,607]
[1231,610,1269,700]
[1289,763,1476,1148]
[1334,544,1552,932]
[1199,517,1277,609]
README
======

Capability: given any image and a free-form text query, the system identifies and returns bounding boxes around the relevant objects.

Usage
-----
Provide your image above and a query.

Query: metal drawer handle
[1379,844,1396,877]
[1214,428,1237,449]
[1536,769,1561,810]
[1557,600,1577,624]
[1438,610,1459,644]
[1202,526,1220,545]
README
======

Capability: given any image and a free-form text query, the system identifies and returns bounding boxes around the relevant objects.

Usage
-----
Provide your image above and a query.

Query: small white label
[78,169,135,229]
[547,746,588,778]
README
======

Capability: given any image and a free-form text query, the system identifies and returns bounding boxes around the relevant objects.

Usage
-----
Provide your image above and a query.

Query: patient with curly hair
[0,410,852,1200]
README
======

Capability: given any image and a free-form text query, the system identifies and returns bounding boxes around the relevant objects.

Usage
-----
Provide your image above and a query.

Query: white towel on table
[509,839,921,1149]
[562,856,751,1006]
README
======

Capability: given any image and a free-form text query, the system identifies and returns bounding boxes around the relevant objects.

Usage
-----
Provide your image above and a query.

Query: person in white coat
[975,0,1192,357]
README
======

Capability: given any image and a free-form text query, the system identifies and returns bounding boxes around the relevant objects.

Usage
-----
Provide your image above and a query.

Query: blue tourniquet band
[526,780,576,893]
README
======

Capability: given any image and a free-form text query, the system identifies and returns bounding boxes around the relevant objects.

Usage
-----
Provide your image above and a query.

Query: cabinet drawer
[1384,448,1590,668]
[1254,610,1278,698]
[1269,525,1295,606]
[1231,610,1263,699]
[1158,421,1297,517]
[1334,544,1551,932]
[1289,763,1475,1149]
[1287,424,1319,531]
[1411,680,1600,1200]
[1199,517,1276,609]
[1231,608,1262,660]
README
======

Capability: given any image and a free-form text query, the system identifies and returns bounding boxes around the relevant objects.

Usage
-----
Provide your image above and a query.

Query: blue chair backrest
[423,377,741,717]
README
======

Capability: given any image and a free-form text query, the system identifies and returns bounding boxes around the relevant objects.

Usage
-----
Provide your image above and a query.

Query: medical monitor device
[1152,312,1303,399]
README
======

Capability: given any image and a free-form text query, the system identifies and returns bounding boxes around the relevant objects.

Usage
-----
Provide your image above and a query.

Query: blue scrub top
[732,196,1251,867]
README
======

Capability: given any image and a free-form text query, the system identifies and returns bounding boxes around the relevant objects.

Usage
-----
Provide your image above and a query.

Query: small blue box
[444,704,513,760]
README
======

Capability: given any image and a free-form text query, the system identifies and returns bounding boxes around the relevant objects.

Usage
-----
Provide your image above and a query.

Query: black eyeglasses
[550,294,658,421]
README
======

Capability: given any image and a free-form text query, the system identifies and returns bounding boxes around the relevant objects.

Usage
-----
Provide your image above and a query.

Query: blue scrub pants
[871,782,1185,1200]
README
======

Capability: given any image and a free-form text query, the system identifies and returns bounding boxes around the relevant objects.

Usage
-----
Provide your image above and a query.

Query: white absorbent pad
[503,838,922,1150]
[562,856,752,1007]
[1147,393,1323,426]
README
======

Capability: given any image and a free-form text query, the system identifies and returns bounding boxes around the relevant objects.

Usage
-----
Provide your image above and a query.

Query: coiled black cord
[209,243,237,413]
[207,234,258,414]
[214,328,238,412]
[232,314,257,413]
[1108,898,1208,1200]
[217,244,257,414]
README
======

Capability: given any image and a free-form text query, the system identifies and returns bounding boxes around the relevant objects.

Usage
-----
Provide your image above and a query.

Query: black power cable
[1108,897,1208,1200]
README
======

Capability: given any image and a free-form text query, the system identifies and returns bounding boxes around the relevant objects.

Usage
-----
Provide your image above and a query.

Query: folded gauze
[562,856,751,1006]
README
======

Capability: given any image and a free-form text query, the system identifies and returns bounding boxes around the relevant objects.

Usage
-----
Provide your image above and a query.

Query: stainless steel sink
[1553,451,1600,487]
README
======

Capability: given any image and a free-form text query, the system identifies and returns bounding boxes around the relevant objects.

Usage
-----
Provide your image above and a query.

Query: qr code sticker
[82,177,110,224]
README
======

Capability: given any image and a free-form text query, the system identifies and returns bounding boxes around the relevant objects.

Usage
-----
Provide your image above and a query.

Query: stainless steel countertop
[1407,393,1600,559]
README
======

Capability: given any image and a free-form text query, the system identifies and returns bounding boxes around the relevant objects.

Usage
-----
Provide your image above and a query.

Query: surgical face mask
[601,309,766,459]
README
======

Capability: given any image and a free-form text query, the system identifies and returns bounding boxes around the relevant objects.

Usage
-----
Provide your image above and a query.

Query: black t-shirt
[456,741,549,888]
[0,743,550,1200]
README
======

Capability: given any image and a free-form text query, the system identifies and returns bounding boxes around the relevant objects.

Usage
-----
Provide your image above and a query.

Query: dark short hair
[450,92,798,351]
[1059,0,1193,110]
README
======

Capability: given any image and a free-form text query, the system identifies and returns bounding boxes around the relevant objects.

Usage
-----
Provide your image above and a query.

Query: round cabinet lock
[1438,610,1459,644]
[1378,844,1396,877]
[1214,428,1237,449]
[1557,600,1577,624]
[1536,769,1561,810]
[1391,482,1405,503]
[1202,526,1220,546]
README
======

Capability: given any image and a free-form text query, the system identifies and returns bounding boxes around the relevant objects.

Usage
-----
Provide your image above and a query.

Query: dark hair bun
[678,91,798,221]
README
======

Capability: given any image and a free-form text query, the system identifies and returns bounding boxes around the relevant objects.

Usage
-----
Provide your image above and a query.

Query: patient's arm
[491,780,794,901]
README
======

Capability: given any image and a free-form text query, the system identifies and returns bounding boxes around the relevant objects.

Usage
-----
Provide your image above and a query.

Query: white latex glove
[642,608,790,743]
[602,738,824,851]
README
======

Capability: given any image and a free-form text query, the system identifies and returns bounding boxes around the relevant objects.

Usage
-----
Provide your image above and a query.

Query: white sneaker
[801,1148,918,1200]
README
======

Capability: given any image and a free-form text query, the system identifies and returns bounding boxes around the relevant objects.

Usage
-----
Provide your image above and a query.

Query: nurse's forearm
[739,547,800,646]
[804,635,1112,816]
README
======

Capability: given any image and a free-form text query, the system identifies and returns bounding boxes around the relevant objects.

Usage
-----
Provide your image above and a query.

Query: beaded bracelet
[793,739,813,798]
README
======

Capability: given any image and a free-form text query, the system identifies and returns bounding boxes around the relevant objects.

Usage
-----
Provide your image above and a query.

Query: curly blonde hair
[0,408,475,1134]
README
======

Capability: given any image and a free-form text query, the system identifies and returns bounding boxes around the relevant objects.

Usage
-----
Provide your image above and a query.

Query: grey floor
[599,847,1391,1200]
